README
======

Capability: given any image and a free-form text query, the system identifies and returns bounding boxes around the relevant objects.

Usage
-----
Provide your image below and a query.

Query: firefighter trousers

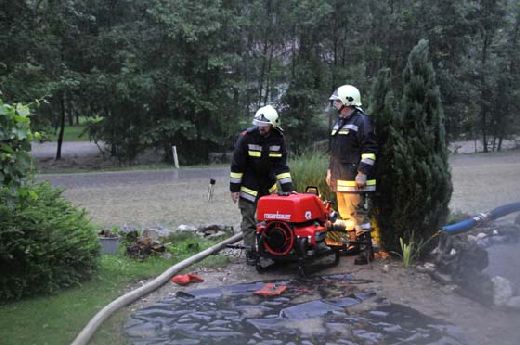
[336,192,380,246]
[238,198,257,250]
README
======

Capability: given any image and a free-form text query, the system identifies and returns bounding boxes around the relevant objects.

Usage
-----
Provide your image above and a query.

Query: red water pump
[254,188,340,276]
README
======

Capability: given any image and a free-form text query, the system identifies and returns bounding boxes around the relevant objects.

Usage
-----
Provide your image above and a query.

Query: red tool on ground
[254,283,287,296]
[171,273,204,286]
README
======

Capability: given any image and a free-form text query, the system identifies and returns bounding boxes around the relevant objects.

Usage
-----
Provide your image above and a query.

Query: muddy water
[125,274,466,345]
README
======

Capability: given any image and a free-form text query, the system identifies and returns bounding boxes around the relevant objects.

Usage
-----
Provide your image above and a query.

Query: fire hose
[71,233,242,345]
[441,202,520,235]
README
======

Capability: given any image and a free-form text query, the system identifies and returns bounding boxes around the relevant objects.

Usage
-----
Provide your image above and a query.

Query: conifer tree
[373,40,452,253]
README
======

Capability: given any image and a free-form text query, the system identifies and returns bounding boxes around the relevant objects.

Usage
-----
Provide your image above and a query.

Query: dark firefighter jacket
[329,108,378,192]
[230,126,293,203]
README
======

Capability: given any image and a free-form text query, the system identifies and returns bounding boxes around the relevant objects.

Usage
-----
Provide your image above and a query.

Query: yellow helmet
[329,85,362,107]
[252,105,280,128]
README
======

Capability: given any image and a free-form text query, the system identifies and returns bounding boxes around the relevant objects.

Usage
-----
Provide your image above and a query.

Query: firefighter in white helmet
[326,84,378,265]
[230,105,294,265]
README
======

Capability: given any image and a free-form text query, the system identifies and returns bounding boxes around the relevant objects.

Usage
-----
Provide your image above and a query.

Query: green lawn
[47,125,88,141]
[0,236,229,345]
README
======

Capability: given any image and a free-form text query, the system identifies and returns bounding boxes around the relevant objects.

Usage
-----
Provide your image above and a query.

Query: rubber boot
[315,241,332,255]
[354,231,374,265]
[246,250,257,266]
[346,230,360,255]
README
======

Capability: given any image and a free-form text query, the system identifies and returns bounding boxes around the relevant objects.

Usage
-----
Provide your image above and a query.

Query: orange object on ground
[254,283,287,296]
[374,250,391,260]
[171,273,204,286]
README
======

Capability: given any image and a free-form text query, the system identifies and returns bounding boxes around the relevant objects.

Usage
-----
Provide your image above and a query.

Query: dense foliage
[0,99,35,187]
[0,182,100,301]
[0,99,99,301]
[1,0,519,163]
[373,40,453,253]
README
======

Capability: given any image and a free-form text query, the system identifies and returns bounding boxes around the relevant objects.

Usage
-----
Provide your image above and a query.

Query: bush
[289,151,336,203]
[0,182,100,301]
[372,40,452,254]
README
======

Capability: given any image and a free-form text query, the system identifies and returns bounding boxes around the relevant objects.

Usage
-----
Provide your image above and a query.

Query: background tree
[1,0,519,163]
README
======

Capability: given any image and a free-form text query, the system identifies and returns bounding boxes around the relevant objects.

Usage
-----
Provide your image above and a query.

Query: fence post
[172,146,179,169]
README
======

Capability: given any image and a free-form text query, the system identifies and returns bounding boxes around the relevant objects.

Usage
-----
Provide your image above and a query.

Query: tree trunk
[263,43,274,104]
[479,31,491,153]
[67,98,74,126]
[56,94,66,160]
[497,136,503,151]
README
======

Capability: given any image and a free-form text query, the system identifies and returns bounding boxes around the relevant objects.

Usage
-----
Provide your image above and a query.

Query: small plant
[400,237,414,268]
[398,231,441,268]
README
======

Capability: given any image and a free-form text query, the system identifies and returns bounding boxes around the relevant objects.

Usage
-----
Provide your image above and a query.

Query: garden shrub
[1,98,100,301]
[0,182,100,301]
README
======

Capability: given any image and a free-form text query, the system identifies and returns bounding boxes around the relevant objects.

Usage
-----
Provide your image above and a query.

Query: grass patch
[0,233,229,345]
[289,150,335,202]
[47,125,88,141]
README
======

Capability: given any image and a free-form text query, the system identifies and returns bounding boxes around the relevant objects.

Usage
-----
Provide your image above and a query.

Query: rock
[197,224,234,238]
[429,271,453,284]
[477,237,492,248]
[476,232,487,240]
[416,262,436,273]
[142,229,160,241]
[432,233,494,305]
[177,224,198,232]
[505,296,520,309]
[492,276,514,307]
[161,252,172,260]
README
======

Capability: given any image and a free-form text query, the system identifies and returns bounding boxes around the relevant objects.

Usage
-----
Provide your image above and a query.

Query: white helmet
[252,105,280,128]
[329,84,362,107]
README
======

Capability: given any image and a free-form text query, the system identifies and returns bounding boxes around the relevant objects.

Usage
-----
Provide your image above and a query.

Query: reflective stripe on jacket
[329,109,377,192]
[230,127,293,203]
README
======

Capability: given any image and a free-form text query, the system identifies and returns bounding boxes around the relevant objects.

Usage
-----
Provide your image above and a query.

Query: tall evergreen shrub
[373,40,452,253]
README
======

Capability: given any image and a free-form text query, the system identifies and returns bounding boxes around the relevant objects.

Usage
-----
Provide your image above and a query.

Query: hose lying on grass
[441,202,520,235]
[71,233,243,345]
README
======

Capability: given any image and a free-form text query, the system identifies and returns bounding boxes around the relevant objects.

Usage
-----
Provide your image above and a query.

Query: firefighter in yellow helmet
[230,105,294,265]
[326,85,378,265]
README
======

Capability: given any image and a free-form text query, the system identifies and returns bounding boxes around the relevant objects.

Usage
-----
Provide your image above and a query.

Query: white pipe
[71,233,243,345]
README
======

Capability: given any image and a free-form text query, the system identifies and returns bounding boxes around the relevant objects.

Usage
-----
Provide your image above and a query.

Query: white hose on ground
[71,233,243,345]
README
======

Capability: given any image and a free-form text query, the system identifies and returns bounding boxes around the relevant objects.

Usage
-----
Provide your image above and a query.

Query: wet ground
[126,274,466,345]
[32,144,520,344]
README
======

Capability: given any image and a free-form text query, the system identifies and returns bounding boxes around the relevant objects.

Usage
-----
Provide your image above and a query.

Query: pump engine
[254,189,339,276]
